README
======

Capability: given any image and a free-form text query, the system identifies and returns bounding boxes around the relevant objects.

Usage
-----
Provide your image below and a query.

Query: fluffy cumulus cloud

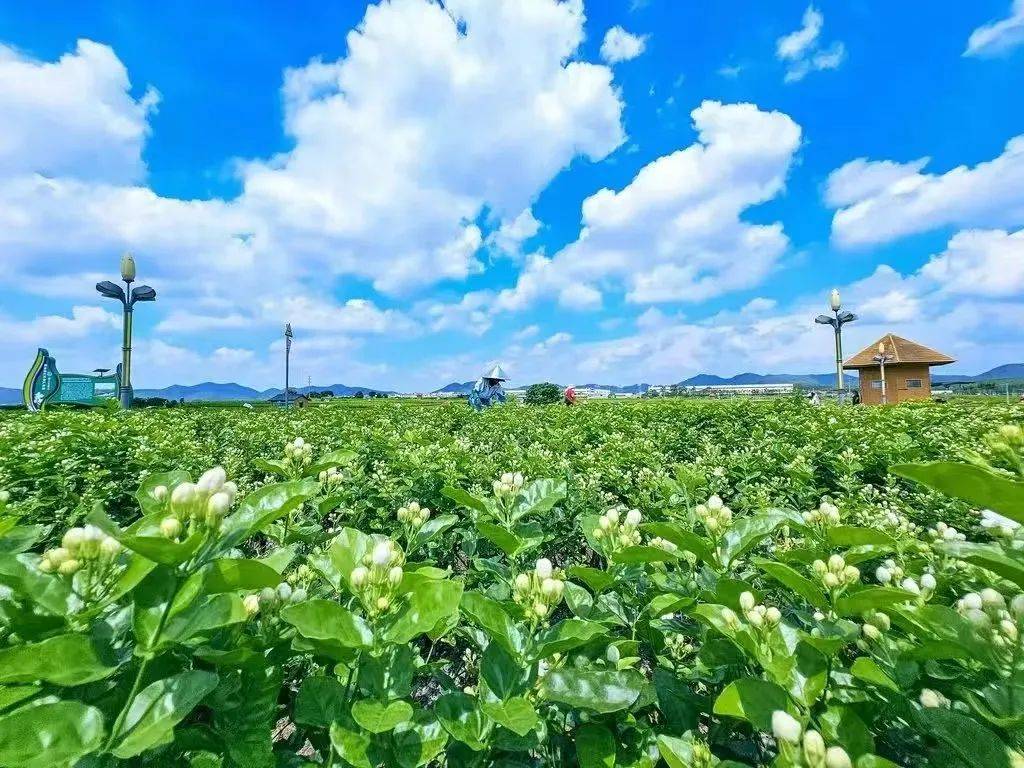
[0,40,158,182]
[827,135,1024,247]
[490,101,801,312]
[600,26,647,63]
[0,0,626,385]
[965,0,1024,57]
[775,5,845,83]
[920,228,1024,297]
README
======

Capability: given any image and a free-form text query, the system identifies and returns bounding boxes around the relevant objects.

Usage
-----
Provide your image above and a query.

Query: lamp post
[284,323,293,408]
[96,253,156,409]
[872,341,893,405]
[815,288,858,401]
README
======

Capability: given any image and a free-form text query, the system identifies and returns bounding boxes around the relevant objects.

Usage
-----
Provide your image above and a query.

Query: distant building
[843,333,955,405]
[683,383,796,397]
[573,387,612,398]
[268,391,310,408]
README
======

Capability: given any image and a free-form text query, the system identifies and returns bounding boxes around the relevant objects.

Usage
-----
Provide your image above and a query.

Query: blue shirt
[469,379,506,411]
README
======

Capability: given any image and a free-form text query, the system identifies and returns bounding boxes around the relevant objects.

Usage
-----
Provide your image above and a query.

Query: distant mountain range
[3,363,1023,406]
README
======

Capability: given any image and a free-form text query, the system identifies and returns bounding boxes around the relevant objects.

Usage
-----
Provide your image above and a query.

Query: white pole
[879,360,887,405]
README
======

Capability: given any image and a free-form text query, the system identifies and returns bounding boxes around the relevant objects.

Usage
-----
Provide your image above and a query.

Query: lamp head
[877,341,886,355]
[130,285,156,304]
[814,314,834,326]
[120,253,137,282]
[829,288,841,312]
[96,280,126,303]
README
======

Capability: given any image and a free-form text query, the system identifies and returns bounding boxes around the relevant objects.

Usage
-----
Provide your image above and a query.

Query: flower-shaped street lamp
[95,253,156,409]
[815,289,858,400]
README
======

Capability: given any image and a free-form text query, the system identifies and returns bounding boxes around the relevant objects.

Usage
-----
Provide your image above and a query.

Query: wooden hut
[843,334,955,405]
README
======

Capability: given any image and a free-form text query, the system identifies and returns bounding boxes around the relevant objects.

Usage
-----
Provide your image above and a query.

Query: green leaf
[850,657,900,691]
[893,461,1024,524]
[133,565,182,650]
[0,686,39,712]
[916,707,1011,768]
[310,527,373,593]
[281,599,374,653]
[754,558,828,609]
[294,677,348,727]
[436,693,492,751]
[210,664,281,768]
[91,508,205,566]
[827,526,897,549]
[654,669,700,734]
[642,522,715,563]
[0,700,104,768]
[0,633,118,686]
[713,678,789,731]
[478,695,538,737]
[820,705,875,759]
[720,510,800,568]
[575,723,615,768]
[475,521,525,558]
[136,470,190,516]
[567,566,615,594]
[511,478,567,522]
[480,642,529,700]
[220,478,319,549]
[612,545,679,564]
[384,578,464,644]
[410,514,458,551]
[657,734,707,768]
[391,711,449,768]
[112,670,219,758]
[204,558,282,593]
[351,699,414,733]
[330,722,373,768]
[460,592,524,656]
[162,593,247,644]
[540,669,644,714]
[441,486,491,516]
[306,448,358,477]
[531,619,607,661]
[942,541,1024,589]
[835,587,915,617]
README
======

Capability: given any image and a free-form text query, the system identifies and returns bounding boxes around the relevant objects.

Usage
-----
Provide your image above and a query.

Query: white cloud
[530,331,572,355]
[0,40,158,183]
[920,228,1024,297]
[0,305,119,344]
[776,6,845,83]
[828,135,1024,247]
[600,26,647,64]
[493,101,801,311]
[0,0,628,386]
[965,0,1024,57]
[487,209,541,258]
[512,324,540,341]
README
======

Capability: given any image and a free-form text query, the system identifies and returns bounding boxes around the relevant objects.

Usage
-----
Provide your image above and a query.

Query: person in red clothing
[564,386,577,406]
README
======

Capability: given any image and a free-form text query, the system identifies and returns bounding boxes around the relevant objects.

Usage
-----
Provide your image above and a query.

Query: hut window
[906,379,923,389]
[870,381,883,389]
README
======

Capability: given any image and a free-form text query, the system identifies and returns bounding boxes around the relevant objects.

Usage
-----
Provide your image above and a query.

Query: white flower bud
[208,491,232,517]
[62,528,86,552]
[152,485,168,502]
[825,746,852,768]
[514,573,531,592]
[197,466,227,494]
[258,587,278,607]
[291,588,308,603]
[59,559,81,575]
[606,508,620,524]
[171,482,198,509]
[350,566,369,589]
[721,607,739,629]
[961,592,983,611]
[606,645,620,664]
[293,437,305,448]
[707,495,723,511]
[981,588,1005,609]
[823,573,840,589]
[766,607,782,625]
[875,567,892,584]
[625,509,642,527]
[243,594,260,616]
[919,688,944,708]
[160,517,182,539]
[901,578,920,595]
[739,592,756,611]
[1011,594,1024,619]
[862,623,881,641]
[388,566,404,586]
[371,540,394,567]
[921,573,936,591]
[376,596,390,611]
[803,730,826,762]
[771,710,802,744]
[535,558,553,580]
[828,554,845,573]
[533,601,548,618]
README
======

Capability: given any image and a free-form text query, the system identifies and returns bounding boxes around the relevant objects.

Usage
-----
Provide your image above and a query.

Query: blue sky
[1,0,1022,390]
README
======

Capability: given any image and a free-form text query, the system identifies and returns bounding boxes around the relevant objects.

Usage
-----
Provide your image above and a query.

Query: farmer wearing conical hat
[469,364,508,412]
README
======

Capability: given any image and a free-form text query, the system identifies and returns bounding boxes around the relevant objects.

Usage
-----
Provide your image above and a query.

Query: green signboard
[23,349,121,411]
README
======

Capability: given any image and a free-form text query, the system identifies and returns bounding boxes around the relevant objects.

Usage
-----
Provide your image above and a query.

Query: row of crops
[0,397,1022,766]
